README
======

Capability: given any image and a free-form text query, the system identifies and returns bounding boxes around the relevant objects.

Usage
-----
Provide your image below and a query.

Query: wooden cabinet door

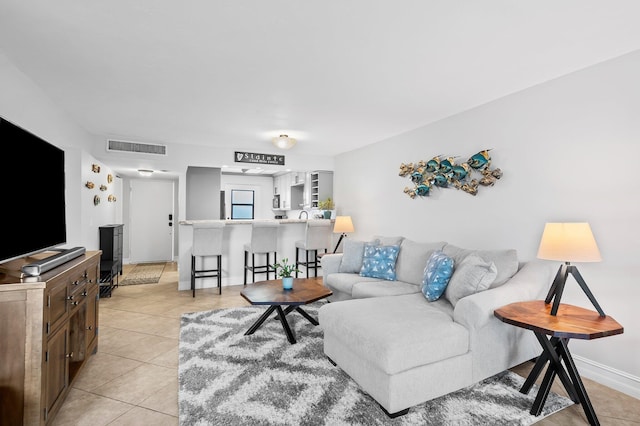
[85,287,99,352]
[46,281,69,337]
[0,292,28,426]
[44,323,69,423]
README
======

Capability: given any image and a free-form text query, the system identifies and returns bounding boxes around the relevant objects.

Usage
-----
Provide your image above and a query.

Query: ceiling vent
[107,139,167,156]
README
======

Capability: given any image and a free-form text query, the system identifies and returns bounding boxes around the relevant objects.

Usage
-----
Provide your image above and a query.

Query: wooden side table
[494,300,623,426]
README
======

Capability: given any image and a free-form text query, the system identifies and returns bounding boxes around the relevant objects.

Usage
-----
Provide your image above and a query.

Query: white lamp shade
[537,222,601,262]
[272,134,297,149]
[333,216,354,234]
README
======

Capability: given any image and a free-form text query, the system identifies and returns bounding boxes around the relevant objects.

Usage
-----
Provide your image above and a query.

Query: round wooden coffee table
[240,277,332,344]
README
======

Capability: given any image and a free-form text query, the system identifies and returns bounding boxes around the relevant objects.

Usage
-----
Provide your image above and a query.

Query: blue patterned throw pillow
[422,250,454,301]
[359,243,401,281]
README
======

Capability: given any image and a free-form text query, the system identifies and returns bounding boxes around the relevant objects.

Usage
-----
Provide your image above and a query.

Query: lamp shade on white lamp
[333,216,354,253]
[537,222,601,263]
[333,216,355,234]
[537,222,605,316]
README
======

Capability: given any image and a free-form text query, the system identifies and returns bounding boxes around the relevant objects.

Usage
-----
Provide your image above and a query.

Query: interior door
[129,179,174,263]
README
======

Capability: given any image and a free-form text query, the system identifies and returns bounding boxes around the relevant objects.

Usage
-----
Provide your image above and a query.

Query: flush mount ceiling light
[138,169,154,177]
[272,134,297,150]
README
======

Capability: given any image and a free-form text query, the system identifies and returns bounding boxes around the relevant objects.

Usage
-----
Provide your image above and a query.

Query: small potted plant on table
[272,258,300,290]
[318,197,335,219]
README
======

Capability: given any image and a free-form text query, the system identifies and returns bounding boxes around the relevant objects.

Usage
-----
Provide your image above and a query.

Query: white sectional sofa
[318,236,555,416]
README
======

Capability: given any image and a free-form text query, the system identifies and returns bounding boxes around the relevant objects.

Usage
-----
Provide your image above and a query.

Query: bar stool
[244,221,280,285]
[191,222,225,297]
[295,220,332,278]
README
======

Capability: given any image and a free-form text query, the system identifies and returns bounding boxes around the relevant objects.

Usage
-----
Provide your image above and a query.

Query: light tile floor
[52,262,639,425]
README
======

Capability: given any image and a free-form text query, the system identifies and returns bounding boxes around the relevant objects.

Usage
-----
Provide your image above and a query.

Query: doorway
[129,179,175,263]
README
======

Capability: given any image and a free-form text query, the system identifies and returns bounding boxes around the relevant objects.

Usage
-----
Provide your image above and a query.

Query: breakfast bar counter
[178,219,334,292]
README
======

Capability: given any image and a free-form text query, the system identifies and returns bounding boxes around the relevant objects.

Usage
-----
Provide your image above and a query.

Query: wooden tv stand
[0,250,101,425]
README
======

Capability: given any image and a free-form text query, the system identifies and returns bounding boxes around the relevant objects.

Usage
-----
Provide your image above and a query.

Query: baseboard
[574,355,640,399]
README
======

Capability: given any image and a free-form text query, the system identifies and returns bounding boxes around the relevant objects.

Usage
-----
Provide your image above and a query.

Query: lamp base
[333,233,346,253]
[545,262,605,317]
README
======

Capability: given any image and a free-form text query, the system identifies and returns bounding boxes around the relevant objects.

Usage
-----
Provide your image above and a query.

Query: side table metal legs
[521,333,599,426]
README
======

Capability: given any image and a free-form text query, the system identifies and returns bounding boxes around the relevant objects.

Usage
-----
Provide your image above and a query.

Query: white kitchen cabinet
[310,171,333,208]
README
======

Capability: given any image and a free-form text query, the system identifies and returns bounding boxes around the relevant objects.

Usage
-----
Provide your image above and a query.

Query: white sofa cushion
[352,280,420,298]
[319,293,467,375]
[444,254,498,306]
[395,239,447,285]
[443,244,518,287]
[372,235,405,246]
[338,239,366,273]
[324,272,381,295]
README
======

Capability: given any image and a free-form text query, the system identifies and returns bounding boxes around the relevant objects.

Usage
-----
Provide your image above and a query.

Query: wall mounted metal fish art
[399,149,502,198]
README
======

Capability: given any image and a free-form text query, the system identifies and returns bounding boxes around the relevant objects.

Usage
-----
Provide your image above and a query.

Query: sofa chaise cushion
[319,293,468,375]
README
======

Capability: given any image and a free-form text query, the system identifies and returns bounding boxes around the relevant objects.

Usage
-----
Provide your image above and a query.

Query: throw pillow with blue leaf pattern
[359,243,400,281]
[422,250,454,301]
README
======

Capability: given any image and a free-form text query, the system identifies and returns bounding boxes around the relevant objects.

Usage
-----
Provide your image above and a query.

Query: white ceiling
[2,1,640,159]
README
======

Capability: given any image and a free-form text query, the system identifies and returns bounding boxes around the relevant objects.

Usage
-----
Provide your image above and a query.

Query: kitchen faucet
[298,210,308,219]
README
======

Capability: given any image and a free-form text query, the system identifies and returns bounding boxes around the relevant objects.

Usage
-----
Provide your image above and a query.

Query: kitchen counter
[179,218,315,225]
[178,219,335,292]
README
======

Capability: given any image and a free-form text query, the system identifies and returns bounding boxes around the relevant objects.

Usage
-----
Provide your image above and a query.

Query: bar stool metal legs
[190,222,225,297]
[244,251,276,285]
[295,247,326,278]
[243,222,280,285]
[191,254,222,297]
[294,220,332,278]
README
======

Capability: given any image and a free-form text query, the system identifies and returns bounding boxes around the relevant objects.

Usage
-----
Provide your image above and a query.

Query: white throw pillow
[339,239,366,273]
[444,253,497,306]
[443,244,517,288]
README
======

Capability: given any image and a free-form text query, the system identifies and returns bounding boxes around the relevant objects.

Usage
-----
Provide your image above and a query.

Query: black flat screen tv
[0,116,67,264]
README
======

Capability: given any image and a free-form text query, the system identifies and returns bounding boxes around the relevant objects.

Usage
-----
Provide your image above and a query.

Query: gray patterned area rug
[179,303,573,425]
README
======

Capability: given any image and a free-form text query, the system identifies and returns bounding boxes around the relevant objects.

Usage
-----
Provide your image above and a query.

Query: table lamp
[333,216,354,253]
[537,222,605,316]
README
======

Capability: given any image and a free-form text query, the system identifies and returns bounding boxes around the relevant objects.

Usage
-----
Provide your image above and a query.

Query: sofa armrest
[453,260,556,330]
[321,253,343,277]
[453,260,557,381]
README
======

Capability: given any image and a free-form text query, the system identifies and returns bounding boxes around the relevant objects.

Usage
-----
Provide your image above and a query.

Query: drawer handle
[66,352,74,359]
[81,291,88,297]
[70,301,79,306]
[73,280,80,286]
[66,295,74,301]
[86,326,93,330]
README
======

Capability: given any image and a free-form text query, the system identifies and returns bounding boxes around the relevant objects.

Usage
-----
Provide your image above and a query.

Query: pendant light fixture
[272,134,297,149]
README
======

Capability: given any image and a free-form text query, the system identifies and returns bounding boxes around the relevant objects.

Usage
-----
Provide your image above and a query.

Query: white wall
[221,174,275,220]
[0,51,121,253]
[186,166,222,220]
[334,50,640,397]
[79,152,122,250]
